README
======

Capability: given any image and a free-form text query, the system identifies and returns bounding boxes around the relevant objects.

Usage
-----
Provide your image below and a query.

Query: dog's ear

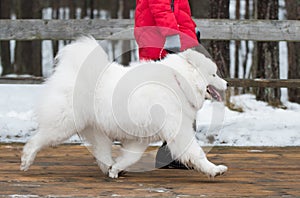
[181,49,196,66]
[181,49,203,67]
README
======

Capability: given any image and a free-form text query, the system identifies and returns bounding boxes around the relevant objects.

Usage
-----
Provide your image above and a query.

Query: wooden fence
[1,19,300,87]
[1,76,300,88]
[1,19,300,41]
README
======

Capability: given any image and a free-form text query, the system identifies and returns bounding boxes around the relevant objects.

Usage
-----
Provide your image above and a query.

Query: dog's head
[181,49,227,102]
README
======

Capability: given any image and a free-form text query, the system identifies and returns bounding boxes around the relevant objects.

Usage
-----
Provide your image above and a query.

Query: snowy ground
[0,84,299,146]
[196,95,300,146]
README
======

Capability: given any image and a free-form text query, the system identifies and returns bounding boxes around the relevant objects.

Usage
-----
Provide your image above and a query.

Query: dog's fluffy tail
[46,36,108,88]
[36,36,108,131]
[55,36,102,70]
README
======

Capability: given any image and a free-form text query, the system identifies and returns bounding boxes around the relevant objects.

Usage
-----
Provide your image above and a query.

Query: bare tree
[242,0,250,80]
[69,0,77,19]
[51,1,60,57]
[0,0,12,75]
[209,0,230,78]
[234,0,240,94]
[14,0,42,76]
[255,0,281,107]
[189,0,210,18]
[286,0,300,103]
[120,0,135,65]
[236,0,251,94]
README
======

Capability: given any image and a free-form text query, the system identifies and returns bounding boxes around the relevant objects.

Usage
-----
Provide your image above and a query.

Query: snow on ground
[0,85,39,142]
[0,84,299,146]
[197,95,300,147]
[0,84,80,143]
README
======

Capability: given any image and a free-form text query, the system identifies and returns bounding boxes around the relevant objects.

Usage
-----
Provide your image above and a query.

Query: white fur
[21,37,228,178]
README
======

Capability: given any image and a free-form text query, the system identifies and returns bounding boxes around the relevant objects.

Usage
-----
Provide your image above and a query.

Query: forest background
[0,0,299,106]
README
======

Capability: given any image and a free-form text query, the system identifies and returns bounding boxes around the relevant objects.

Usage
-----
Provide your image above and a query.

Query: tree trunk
[90,0,95,19]
[286,0,300,103]
[69,0,76,19]
[120,0,135,65]
[189,0,210,18]
[234,0,240,94]
[209,0,230,78]
[0,0,12,75]
[112,0,120,18]
[242,0,250,93]
[81,0,88,18]
[256,0,281,106]
[243,0,250,80]
[14,0,42,76]
[51,1,59,58]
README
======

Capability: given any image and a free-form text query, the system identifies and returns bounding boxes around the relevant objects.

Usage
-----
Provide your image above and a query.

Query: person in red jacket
[134,0,201,169]
[134,0,200,61]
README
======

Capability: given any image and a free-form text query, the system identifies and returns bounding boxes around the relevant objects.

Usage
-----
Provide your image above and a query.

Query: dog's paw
[216,165,228,176]
[215,165,227,176]
[20,144,37,171]
[20,162,29,171]
[206,165,228,178]
[108,167,119,179]
[108,166,127,178]
[20,153,34,171]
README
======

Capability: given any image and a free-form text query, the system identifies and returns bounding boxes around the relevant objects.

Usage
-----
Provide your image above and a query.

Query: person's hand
[164,34,181,53]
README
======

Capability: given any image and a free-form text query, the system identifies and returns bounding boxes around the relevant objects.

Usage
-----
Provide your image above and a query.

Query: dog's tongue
[207,85,222,102]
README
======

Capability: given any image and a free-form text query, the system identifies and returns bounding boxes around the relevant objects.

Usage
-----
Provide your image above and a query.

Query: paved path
[0,144,299,197]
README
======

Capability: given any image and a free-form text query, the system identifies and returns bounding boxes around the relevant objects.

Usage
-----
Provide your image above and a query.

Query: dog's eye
[212,74,216,77]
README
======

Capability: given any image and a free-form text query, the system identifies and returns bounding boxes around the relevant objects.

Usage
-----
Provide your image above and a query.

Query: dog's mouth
[207,85,223,102]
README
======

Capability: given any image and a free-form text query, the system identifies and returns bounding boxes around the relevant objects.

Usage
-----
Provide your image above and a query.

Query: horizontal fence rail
[0,19,300,41]
[0,77,44,84]
[1,77,300,88]
[226,79,300,88]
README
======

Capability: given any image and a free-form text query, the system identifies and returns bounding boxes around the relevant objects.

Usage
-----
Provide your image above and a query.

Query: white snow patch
[197,94,300,146]
[0,84,80,143]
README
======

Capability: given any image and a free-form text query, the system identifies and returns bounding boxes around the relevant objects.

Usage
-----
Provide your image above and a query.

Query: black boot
[155,142,189,169]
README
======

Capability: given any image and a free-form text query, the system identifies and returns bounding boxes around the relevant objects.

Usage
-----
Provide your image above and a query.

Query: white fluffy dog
[21,37,228,178]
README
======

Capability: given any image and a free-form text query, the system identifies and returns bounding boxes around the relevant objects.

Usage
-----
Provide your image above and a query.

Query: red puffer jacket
[134,0,199,60]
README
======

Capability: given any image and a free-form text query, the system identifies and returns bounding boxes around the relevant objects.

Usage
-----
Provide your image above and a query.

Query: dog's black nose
[226,83,229,87]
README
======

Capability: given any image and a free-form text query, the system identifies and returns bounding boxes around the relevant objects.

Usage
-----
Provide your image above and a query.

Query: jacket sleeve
[147,0,180,36]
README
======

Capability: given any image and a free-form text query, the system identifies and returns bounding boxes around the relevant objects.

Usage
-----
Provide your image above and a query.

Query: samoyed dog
[21,37,228,178]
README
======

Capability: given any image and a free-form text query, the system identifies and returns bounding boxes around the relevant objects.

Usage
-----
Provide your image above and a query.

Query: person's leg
[155,141,189,169]
[155,119,197,169]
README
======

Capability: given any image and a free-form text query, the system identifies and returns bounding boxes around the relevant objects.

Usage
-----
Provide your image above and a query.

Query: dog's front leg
[108,140,148,178]
[166,123,227,178]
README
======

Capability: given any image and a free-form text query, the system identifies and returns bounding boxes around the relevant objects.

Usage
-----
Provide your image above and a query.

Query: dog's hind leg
[108,140,148,178]
[79,127,115,175]
[20,122,79,171]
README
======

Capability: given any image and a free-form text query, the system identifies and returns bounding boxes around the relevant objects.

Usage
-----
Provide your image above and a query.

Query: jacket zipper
[171,0,174,12]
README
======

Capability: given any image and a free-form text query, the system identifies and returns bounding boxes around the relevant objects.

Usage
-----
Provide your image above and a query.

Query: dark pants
[155,142,188,169]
